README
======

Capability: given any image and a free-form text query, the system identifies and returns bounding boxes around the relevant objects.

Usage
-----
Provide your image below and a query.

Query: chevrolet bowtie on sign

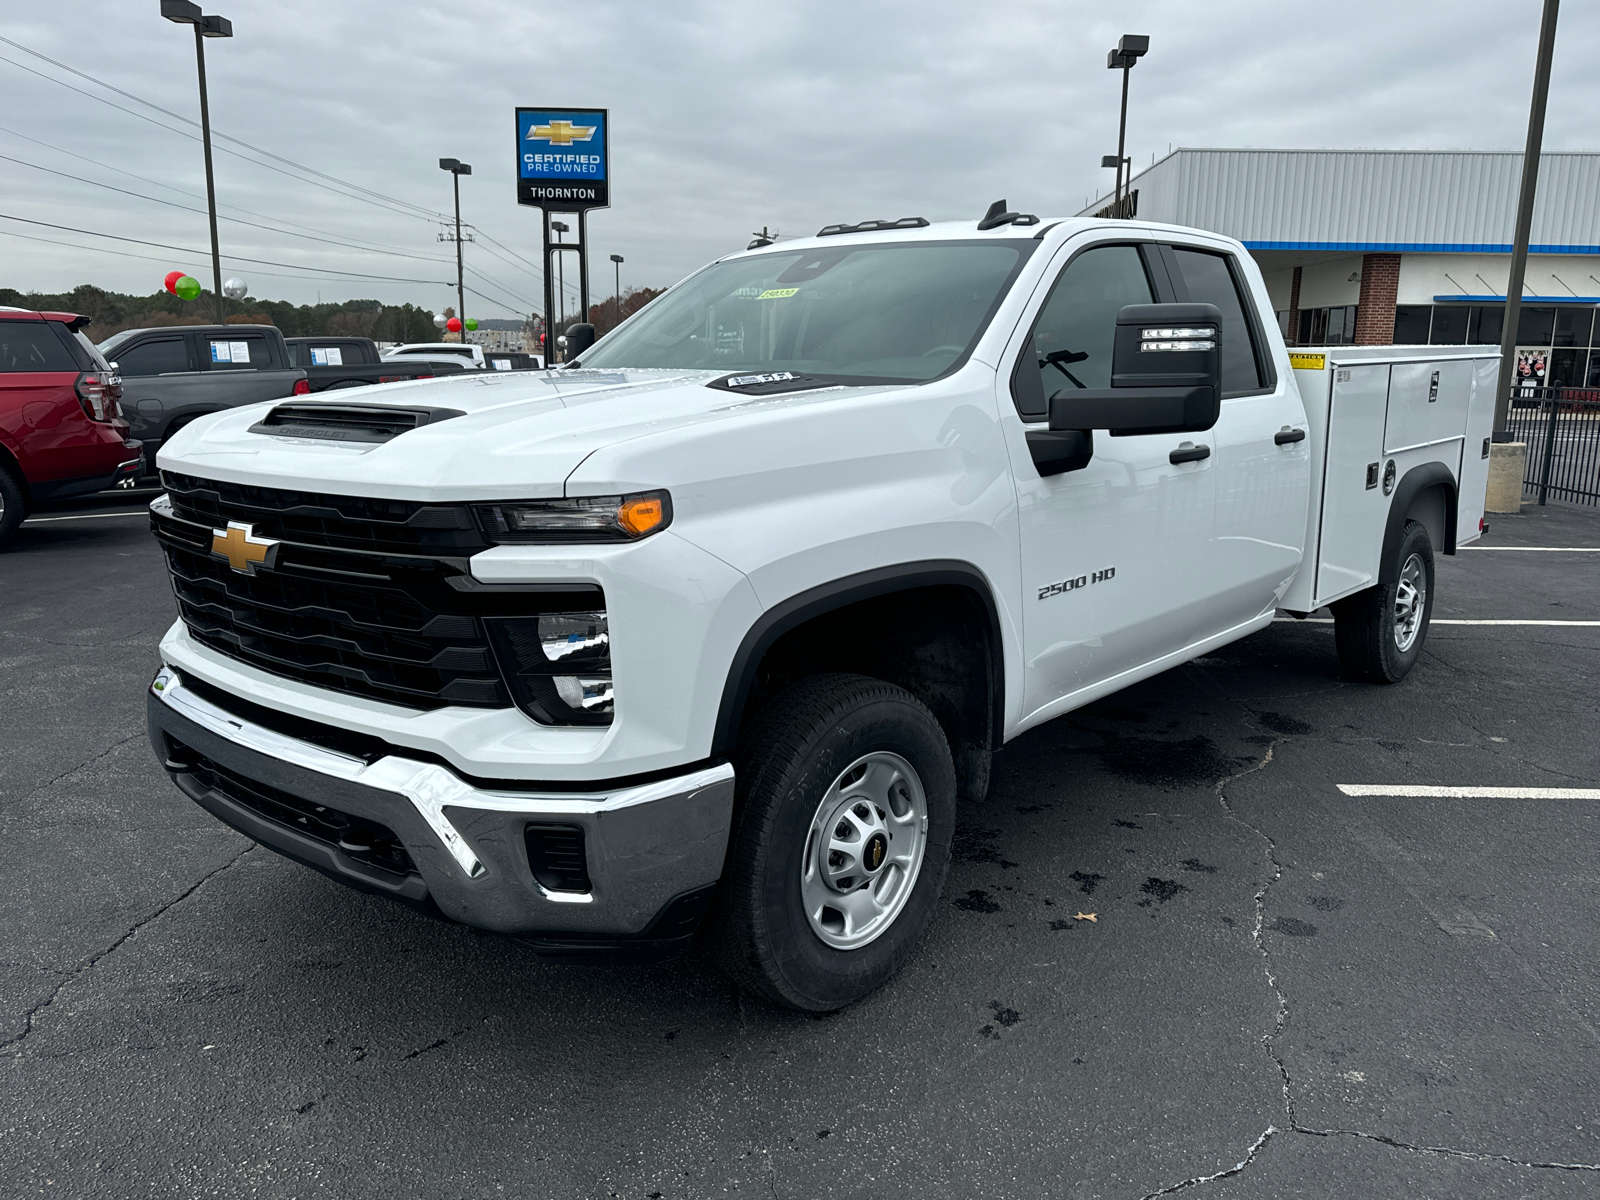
[210,521,280,575]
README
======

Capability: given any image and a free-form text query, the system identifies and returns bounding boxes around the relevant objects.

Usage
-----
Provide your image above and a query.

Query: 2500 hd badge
[1040,566,1115,600]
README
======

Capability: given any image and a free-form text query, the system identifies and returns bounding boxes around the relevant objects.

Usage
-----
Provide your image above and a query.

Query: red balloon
[164,270,185,294]
[445,317,462,333]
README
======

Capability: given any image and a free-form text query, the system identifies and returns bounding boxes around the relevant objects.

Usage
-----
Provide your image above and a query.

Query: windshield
[579,240,1032,382]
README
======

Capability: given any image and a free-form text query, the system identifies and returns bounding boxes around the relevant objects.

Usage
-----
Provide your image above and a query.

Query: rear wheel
[0,464,28,546]
[713,674,956,1012]
[1331,519,1435,683]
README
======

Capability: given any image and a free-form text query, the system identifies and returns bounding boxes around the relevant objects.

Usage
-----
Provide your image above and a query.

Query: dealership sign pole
[516,107,609,359]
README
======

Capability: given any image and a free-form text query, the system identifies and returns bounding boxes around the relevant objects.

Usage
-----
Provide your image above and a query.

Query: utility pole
[1494,0,1560,438]
[1105,35,1148,217]
[161,2,231,322]
[439,159,472,338]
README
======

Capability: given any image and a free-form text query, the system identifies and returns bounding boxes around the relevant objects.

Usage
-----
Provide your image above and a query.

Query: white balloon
[222,277,248,300]
[433,314,448,330]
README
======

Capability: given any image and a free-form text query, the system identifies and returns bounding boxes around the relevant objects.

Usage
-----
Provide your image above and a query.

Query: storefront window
[1429,306,1469,345]
[1393,305,1430,343]
[1554,308,1594,347]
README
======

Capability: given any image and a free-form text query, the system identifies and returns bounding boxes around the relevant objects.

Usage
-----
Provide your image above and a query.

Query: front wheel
[712,674,956,1011]
[1331,519,1435,683]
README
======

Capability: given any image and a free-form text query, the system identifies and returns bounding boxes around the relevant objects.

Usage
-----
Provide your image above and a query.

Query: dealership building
[1080,149,1600,388]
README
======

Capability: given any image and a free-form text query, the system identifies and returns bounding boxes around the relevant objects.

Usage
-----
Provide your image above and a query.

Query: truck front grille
[162,470,490,556]
[151,482,602,712]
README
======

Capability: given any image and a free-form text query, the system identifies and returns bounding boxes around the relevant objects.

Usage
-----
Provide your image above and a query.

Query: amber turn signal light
[618,495,665,537]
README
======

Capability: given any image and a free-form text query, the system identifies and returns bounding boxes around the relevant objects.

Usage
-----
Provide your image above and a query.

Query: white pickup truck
[146,210,1497,1011]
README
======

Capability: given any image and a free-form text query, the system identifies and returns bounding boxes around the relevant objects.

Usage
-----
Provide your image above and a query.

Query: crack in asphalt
[1137,687,1600,1194]
[1,846,253,1054]
[1139,1126,1280,1198]
[0,731,141,815]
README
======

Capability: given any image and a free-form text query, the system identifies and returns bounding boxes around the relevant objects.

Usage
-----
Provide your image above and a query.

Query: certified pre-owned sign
[516,108,608,210]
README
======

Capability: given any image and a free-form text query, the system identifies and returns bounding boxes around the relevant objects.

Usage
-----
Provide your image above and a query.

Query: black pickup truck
[97,324,307,476]
[285,336,467,391]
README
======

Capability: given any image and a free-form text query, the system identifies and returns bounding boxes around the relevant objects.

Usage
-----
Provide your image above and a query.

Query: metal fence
[1506,388,1600,506]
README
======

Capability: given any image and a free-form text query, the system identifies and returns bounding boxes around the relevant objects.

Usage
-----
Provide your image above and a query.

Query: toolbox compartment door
[1314,364,1391,605]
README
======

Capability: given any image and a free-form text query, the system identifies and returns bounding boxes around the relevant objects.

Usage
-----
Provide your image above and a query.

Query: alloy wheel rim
[1394,552,1427,652]
[800,751,928,951]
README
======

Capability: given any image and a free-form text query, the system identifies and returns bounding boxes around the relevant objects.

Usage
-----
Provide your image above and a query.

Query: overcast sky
[2,0,1596,320]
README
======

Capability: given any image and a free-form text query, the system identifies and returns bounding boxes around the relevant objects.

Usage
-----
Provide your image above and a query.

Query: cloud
[1,0,1595,315]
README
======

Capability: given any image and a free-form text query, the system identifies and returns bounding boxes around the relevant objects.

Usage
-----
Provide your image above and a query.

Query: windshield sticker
[210,341,232,363]
[757,288,799,300]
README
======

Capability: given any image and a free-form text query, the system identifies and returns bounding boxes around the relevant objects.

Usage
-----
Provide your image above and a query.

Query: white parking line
[23,511,147,523]
[1275,618,1600,626]
[1338,784,1600,800]
[1461,546,1600,551]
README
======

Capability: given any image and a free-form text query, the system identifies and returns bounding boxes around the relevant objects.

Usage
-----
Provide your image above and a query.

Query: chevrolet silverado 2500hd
[145,212,1496,1011]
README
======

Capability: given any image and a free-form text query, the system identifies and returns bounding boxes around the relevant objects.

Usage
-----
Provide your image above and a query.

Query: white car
[380,341,486,369]
[147,210,1495,1011]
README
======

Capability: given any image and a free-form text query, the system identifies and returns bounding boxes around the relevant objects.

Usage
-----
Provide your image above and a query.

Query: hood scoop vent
[249,403,465,444]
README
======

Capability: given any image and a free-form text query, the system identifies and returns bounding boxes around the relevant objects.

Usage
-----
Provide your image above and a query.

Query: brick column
[1354,253,1401,345]
[1286,266,1303,346]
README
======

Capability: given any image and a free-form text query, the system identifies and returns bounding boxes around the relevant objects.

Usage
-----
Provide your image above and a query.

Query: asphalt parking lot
[2,496,1597,1199]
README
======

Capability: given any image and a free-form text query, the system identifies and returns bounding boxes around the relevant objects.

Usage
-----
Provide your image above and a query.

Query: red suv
[0,308,142,545]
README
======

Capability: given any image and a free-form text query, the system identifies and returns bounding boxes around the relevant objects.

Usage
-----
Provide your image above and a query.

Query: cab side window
[116,335,193,376]
[1011,245,1154,419]
[1167,247,1265,394]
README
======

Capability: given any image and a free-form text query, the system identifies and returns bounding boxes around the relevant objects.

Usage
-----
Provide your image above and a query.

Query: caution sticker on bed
[1289,352,1326,371]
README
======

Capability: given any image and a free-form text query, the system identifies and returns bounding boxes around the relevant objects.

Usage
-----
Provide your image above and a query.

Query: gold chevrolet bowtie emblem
[527,119,596,146]
[210,521,279,575]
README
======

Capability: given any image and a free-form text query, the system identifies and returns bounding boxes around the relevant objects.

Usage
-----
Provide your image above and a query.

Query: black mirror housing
[1049,302,1223,436]
[564,323,597,358]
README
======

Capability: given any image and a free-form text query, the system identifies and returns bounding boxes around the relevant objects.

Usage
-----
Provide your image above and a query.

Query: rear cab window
[1162,245,1275,396]
[204,332,278,370]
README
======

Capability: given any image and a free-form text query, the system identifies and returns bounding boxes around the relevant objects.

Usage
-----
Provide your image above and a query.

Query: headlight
[475,491,671,544]
[486,610,613,725]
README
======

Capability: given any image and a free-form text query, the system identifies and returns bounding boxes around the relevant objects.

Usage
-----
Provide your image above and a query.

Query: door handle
[1274,427,1307,445]
[1169,443,1211,464]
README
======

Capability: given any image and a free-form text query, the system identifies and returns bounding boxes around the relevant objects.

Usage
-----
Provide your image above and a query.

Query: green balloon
[465,317,478,331]
[174,275,202,301]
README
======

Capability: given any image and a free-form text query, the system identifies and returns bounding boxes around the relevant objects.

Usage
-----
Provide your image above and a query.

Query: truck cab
[144,212,1491,1010]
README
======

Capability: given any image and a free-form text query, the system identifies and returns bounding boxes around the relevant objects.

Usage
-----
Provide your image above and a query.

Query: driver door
[1006,241,1218,721]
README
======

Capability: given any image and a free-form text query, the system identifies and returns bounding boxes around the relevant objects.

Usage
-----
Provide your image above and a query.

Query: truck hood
[157,368,896,500]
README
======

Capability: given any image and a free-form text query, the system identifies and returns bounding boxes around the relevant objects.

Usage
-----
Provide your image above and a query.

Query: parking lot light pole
[161,1,231,323]
[609,254,623,328]
[1494,0,1561,438]
[1105,35,1148,216]
[438,159,471,339]
[552,221,570,337]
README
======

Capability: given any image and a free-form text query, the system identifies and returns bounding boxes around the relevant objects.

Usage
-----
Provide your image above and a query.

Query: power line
[469,229,578,302]
[0,51,440,225]
[0,212,452,285]
[1,152,458,265]
[0,35,446,222]
[0,121,459,259]
[0,226,445,291]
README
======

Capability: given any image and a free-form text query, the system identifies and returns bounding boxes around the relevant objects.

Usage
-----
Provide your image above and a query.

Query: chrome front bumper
[147,667,734,943]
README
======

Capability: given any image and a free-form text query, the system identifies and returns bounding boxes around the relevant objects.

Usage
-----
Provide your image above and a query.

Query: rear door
[1161,241,1309,630]
[112,332,204,456]
[1007,239,1218,719]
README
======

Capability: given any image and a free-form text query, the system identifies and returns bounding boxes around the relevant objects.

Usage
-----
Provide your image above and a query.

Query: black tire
[0,463,27,547]
[1331,520,1435,683]
[712,673,957,1012]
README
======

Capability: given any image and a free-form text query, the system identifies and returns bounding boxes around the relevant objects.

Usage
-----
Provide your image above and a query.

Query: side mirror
[1049,302,1222,436]
[564,323,596,358]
